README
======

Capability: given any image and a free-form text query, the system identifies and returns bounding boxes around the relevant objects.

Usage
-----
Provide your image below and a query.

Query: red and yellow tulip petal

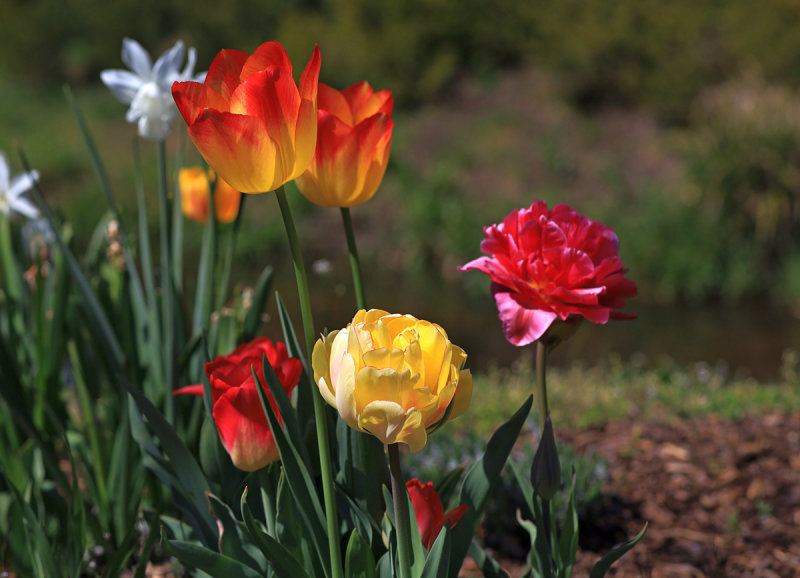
[188,110,281,193]
[318,83,353,126]
[297,46,321,108]
[212,384,279,471]
[173,81,229,126]
[240,41,292,83]
[205,48,250,101]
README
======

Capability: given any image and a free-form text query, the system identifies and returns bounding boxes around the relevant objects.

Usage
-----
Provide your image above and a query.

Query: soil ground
[462,412,800,577]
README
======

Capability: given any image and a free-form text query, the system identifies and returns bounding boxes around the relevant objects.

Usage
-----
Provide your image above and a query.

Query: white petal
[121,38,152,79]
[0,152,9,190]
[8,171,39,198]
[100,70,142,104]
[10,196,39,219]
[153,40,185,86]
[137,115,170,141]
[181,47,197,80]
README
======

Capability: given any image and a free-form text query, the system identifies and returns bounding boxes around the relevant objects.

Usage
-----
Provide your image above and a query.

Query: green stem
[388,443,413,578]
[340,207,367,309]
[535,340,549,429]
[157,140,175,422]
[535,339,553,560]
[274,186,343,578]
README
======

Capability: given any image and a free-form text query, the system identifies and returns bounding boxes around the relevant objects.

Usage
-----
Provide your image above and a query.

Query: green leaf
[251,367,331,577]
[466,541,510,578]
[557,472,580,577]
[240,266,273,343]
[17,148,125,372]
[261,354,312,469]
[134,511,161,578]
[421,523,451,578]
[588,524,648,578]
[123,379,218,548]
[2,474,60,578]
[345,529,378,578]
[208,492,264,571]
[164,534,264,578]
[241,487,311,578]
[448,395,532,577]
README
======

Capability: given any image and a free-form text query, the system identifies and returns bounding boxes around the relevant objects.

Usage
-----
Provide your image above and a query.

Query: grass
[463,348,800,437]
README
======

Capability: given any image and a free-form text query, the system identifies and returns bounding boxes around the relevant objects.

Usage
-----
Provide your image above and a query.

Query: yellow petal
[359,400,427,452]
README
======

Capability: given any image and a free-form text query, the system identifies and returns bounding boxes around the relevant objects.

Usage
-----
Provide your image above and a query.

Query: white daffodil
[0,152,39,220]
[101,38,206,141]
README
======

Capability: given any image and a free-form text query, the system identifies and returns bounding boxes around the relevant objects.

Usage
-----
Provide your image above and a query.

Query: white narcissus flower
[0,152,39,219]
[101,38,206,141]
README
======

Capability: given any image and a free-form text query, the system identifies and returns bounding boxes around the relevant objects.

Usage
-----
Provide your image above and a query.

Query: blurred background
[1,0,799,379]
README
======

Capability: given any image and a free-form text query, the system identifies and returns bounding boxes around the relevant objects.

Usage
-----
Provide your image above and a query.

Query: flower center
[137,82,166,117]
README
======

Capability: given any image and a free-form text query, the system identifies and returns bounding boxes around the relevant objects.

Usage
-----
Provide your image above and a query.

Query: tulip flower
[407,479,468,550]
[172,41,321,194]
[295,81,393,207]
[312,309,472,452]
[0,152,39,220]
[101,38,205,141]
[174,338,302,471]
[179,167,241,224]
[460,201,637,346]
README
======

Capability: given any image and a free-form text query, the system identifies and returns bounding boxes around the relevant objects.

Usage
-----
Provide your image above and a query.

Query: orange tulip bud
[179,167,241,224]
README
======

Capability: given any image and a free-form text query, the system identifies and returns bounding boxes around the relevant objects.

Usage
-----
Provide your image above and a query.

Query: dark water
[264,265,800,382]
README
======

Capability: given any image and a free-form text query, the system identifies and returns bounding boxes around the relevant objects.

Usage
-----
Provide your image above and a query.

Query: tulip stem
[340,207,367,309]
[535,340,549,429]
[535,339,554,557]
[274,185,343,578]
[388,443,414,578]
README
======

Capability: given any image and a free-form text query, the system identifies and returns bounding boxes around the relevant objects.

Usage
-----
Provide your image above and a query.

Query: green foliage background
[3,0,800,116]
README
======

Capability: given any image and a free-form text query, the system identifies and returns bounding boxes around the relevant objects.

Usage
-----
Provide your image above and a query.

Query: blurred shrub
[675,71,800,302]
[5,0,800,118]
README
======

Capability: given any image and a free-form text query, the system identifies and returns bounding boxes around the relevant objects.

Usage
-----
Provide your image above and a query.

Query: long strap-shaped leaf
[163,533,263,578]
[17,148,124,372]
[588,524,648,578]
[448,395,533,577]
[123,379,218,547]
[252,366,332,577]
[241,487,311,578]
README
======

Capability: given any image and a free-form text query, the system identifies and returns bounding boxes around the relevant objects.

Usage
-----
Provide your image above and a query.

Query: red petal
[213,384,279,472]
[204,49,250,101]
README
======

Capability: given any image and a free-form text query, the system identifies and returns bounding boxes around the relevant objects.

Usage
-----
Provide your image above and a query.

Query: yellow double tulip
[312,309,472,452]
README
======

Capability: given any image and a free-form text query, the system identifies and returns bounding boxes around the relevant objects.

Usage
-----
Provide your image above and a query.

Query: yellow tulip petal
[359,400,427,452]
[188,110,281,193]
[312,333,336,407]
[334,353,358,429]
[449,369,473,420]
[362,347,405,372]
[354,366,420,411]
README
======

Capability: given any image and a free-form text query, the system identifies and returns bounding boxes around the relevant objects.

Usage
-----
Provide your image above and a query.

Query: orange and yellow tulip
[296,82,393,207]
[172,41,321,193]
[179,167,241,224]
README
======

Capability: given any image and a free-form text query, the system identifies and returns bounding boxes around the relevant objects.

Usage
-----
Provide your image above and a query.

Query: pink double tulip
[461,201,637,346]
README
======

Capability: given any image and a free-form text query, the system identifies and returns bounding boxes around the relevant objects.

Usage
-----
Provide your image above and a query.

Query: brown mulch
[466,412,800,577]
